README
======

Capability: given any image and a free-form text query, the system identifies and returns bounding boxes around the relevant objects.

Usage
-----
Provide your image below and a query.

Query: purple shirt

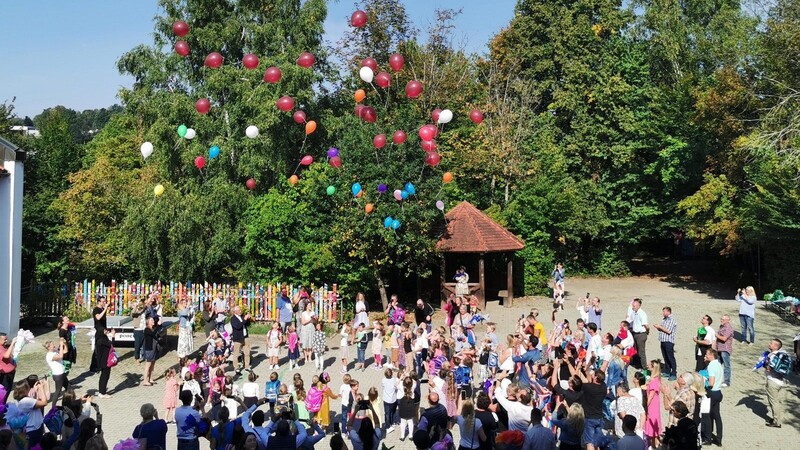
[716,323,733,353]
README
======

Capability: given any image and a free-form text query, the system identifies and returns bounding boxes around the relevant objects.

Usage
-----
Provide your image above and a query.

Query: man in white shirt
[692,315,716,371]
[586,323,603,365]
[764,338,787,428]
[493,372,532,432]
[626,298,649,369]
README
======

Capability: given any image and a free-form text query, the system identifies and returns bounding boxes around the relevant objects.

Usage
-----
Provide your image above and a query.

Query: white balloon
[246,125,259,139]
[438,109,453,124]
[185,128,196,140]
[140,141,154,159]
[359,66,374,83]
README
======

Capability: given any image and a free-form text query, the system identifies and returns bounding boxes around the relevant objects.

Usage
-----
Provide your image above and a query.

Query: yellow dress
[318,386,333,426]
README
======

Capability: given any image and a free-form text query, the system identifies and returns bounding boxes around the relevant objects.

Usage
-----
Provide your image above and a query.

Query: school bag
[305,386,324,413]
[393,308,406,324]
[770,351,792,376]
[454,365,472,387]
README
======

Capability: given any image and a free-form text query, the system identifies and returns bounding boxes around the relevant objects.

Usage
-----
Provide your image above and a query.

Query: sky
[1,0,516,119]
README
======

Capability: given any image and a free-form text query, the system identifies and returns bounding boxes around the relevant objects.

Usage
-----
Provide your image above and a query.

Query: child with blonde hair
[162,367,178,423]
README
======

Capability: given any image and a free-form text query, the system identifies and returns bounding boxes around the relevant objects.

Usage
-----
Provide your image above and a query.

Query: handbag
[107,346,119,368]
[699,395,710,414]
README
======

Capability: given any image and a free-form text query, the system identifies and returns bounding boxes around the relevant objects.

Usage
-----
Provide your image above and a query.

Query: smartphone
[586,292,590,298]
[461,391,466,400]
[333,422,341,434]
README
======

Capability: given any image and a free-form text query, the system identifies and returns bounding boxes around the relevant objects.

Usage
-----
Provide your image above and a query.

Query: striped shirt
[658,315,676,343]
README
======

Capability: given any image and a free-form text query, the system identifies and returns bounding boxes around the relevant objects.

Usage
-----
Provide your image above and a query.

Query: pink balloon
[329,156,342,168]
[354,105,365,117]
[263,66,282,83]
[375,72,391,88]
[393,189,403,201]
[470,109,484,124]
[173,21,189,37]
[242,53,259,69]
[421,140,437,152]
[174,41,190,57]
[418,124,437,141]
[389,53,405,72]
[425,152,441,167]
[405,80,422,98]
[276,96,295,112]
[351,10,367,27]
[361,57,378,71]
[195,98,210,115]
[431,109,442,123]
[297,52,315,68]
[373,134,387,149]
[194,156,206,170]
[293,110,307,124]
[246,178,256,190]
[204,52,223,68]
[300,155,313,166]
[392,130,407,144]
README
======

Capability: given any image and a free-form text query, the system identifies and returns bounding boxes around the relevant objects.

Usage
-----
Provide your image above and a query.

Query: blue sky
[1,1,516,119]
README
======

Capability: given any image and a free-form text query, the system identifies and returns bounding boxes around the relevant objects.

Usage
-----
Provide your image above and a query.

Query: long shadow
[735,389,770,421]
[628,257,736,300]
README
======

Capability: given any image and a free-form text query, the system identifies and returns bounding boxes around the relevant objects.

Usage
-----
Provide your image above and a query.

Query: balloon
[360,106,377,123]
[436,200,445,211]
[242,53,259,69]
[246,178,256,190]
[245,125,259,139]
[354,105,365,117]
[377,183,388,194]
[296,52,315,68]
[293,110,307,124]
[154,184,165,197]
[443,172,453,183]
[326,185,336,196]
[329,156,342,168]
[195,98,210,114]
[204,52,223,68]
[389,53,405,72]
[174,41,189,56]
[418,124,437,141]
[173,21,189,37]
[326,147,339,158]
[469,109,484,124]
[263,66,282,83]
[305,120,317,135]
[373,134,387,149]
[384,216,393,228]
[354,89,366,103]
[392,130,407,144]
[300,155,313,166]
[140,142,154,159]
[185,128,196,140]
[276,96,295,112]
[351,183,362,196]
[194,156,206,170]
[375,71,391,88]
[425,152,441,167]
[209,146,220,159]
[391,219,400,230]
[404,182,416,195]
[365,203,374,214]
[401,190,409,200]
[177,124,188,137]
[351,10,367,27]
[438,109,453,124]
[405,80,422,98]
[289,175,299,185]
[359,66,374,83]
[431,109,442,123]
[361,58,378,71]
[421,140,437,152]
[393,189,403,201]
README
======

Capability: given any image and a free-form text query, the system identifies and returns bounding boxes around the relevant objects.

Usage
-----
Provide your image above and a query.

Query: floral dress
[313,329,327,355]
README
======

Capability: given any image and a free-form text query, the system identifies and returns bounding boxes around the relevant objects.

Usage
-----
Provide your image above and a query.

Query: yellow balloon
[154,184,165,197]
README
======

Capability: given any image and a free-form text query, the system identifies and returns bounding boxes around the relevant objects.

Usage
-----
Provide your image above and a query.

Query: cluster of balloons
[383,216,401,230]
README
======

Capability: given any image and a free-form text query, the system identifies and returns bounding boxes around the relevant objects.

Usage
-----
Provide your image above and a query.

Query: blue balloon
[384,216,393,228]
[404,182,416,195]
[391,219,401,230]
[401,190,409,200]
[209,146,220,159]
[352,182,362,196]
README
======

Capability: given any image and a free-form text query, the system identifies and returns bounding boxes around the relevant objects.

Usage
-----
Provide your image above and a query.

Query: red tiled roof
[436,201,525,253]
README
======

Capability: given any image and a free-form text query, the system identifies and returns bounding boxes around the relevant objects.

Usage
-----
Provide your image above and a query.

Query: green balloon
[178,124,188,137]
[326,185,336,196]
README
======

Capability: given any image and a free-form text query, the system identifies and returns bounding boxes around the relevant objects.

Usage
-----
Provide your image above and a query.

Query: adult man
[576,370,607,450]
[585,323,602,365]
[701,348,723,447]
[715,315,734,387]
[653,306,677,380]
[131,299,146,362]
[493,372,533,432]
[627,298,649,369]
[414,299,435,333]
[420,392,448,430]
[764,338,788,428]
[522,407,556,450]
[0,333,16,401]
[175,390,202,450]
[575,319,590,349]
[587,297,603,331]
[230,305,252,373]
[385,294,401,326]
[512,336,541,389]
[692,315,715,372]
[265,415,308,449]
[242,399,271,449]
[277,287,294,332]
[90,296,109,372]
[617,416,645,450]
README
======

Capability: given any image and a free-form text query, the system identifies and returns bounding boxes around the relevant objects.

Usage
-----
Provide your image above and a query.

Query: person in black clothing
[414,299,435,333]
[573,368,606,450]
[95,328,115,397]
[230,306,252,373]
[420,392,449,431]
[202,300,217,337]
[57,315,76,368]
[90,297,109,373]
[474,392,497,450]
[662,400,698,450]
[142,317,158,386]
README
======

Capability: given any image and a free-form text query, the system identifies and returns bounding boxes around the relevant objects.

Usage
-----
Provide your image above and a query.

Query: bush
[64,302,91,323]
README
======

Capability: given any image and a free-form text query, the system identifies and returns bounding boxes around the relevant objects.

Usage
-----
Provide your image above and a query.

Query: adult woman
[348,412,382,450]
[474,392,497,450]
[95,328,115,397]
[662,401,699,450]
[300,302,316,365]
[453,398,486,450]
[498,334,517,375]
[142,317,158,386]
[12,379,49,446]
[736,286,757,345]
[454,304,474,334]
[44,339,69,408]
[454,266,470,297]
[132,403,167,450]
[603,347,625,392]
[443,295,461,328]
[645,360,664,448]
[550,402,584,450]
[663,372,697,427]
[202,300,217,337]
[611,382,645,438]
[177,298,194,359]
[353,293,369,329]
[240,432,259,450]
[57,315,76,371]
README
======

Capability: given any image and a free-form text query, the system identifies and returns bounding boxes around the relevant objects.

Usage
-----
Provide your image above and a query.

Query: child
[179,356,192,381]
[469,295,480,314]
[288,373,303,394]
[267,321,283,370]
[182,371,202,408]
[221,387,239,417]
[241,371,260,409]
[339,374,353,434]
[381,368,398,433]
[340,322,351,374]
[293,379,309,422]
[367,386,383,421]
[398,386,415,441]
[287,324,300,370]
[265,371,281,412]
[274,383,293,417]
[372,321,384,369]
[454,356,474,398]
[485,322,499,350]
[355,323,368,371]
[478,338,492,382]
[312,322,327,371]
[224,374,239,399]
[306,375,323,421]
[162,368,178,423]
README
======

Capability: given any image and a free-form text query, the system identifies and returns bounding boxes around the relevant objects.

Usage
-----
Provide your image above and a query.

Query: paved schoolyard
[12,276,800,448]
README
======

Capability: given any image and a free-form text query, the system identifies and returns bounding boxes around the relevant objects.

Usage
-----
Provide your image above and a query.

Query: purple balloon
[436,200,445,211]
[377,183,388,193]
[327,147,339,158]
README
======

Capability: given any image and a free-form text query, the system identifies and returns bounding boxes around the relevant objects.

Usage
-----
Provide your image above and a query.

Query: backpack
[305,386,324,413]
[770,351,792,376]
[487,351,498,369]
[43,406,64,435]
[454,365,472,387]
[393,308,406,324]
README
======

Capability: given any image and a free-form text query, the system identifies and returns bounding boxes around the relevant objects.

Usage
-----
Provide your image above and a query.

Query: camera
[357,400,370,411]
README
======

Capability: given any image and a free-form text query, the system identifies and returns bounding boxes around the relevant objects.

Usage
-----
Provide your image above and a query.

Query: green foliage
[63,302,91,323]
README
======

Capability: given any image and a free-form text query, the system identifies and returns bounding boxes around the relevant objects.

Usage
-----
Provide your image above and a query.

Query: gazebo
[436,201,525,309]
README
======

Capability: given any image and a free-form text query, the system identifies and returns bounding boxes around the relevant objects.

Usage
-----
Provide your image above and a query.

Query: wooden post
[478,255,486,310]
[506,255,514,307]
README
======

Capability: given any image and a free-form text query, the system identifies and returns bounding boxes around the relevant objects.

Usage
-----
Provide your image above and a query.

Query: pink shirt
[716,323,734,353]
[288,332,299,351]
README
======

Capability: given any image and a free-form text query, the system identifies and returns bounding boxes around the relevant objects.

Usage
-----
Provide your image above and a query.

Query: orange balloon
[443,172,454,183]
[305,120,317,135]
[354,89,366,103]
[289,175,299,185]
[365,203,374,214]
[356,190,363,198]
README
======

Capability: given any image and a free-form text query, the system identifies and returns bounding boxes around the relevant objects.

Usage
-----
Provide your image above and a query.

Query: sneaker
[341,368,348,374]
[721,383,728,388]
[766,422,781,428]
[387,426,395,433]
[399,436,405,441]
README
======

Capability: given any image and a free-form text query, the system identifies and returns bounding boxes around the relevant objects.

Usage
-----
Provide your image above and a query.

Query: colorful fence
[72,280,341,322]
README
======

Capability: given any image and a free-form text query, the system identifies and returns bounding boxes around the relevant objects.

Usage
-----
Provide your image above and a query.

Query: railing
[20,283,72,319]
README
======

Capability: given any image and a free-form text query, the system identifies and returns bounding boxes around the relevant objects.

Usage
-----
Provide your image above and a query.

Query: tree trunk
[375,269,389,310]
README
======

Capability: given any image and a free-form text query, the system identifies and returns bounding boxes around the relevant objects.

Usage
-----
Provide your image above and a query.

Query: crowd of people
[0,276,797,450]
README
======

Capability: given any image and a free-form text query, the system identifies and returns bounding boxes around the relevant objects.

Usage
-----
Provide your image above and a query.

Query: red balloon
[205,52,223,68]
[421,140,437,152]
[375,72,391,88]
[431,109,442,123]
[174,41,189,57]
[173,21,189,37]
[389,53,405,72]
[469,109,484,124]
[361,58,378,71]
[419,124,438,141]
[242,53,259,69]
[405,80,423,98]
[293,110,307,124]
[297,52,315,68]
[300,155,313,166]
[360,106,377,123]
[425,152,441,167]
[354,105,365,117]
[392,130,407,144]
[246,178,256,190]
[351,10,367,27]
[263,66,282,83]
[194,156,206,170]
[373,134,387,149]
[195,98,210,115]
[329,156,342,168]
[276,96,295,112]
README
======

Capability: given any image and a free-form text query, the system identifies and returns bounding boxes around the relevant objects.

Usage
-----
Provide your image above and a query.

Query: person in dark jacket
[95,328,115,397]
[662,401,698,450]
[142,317,158,386]
[230,306,252,373]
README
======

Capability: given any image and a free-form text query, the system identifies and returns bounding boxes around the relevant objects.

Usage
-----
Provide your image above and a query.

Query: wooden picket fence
[71,280,341,322]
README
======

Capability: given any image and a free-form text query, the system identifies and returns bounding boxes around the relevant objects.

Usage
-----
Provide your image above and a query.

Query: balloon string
[293,162,301,175]
[435,186,443,198]
[418,163,426,183]
[299,135,307,154]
